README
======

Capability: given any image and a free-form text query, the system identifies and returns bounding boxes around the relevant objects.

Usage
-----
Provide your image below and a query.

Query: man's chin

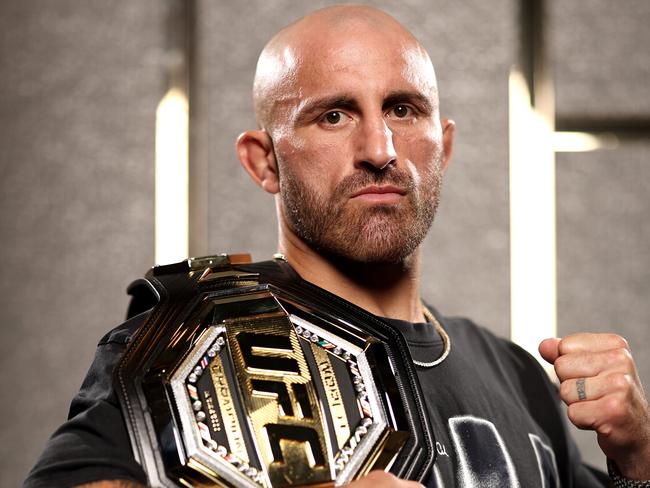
[316,231,422,265]
[317,210,427,263]
[347,245,418,265]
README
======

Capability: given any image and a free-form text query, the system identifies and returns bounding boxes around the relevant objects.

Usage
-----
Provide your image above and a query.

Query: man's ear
[236,130,279,194]
[440,118,455,173]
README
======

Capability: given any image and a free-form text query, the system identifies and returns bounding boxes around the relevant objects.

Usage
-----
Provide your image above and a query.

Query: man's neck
[278,233,425,323]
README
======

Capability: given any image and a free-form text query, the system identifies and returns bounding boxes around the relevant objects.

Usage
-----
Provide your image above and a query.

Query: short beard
[279,162,442,264]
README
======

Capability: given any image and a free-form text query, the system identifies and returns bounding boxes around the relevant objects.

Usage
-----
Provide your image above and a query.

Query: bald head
[253,5,438,133]
[237,4,455,269]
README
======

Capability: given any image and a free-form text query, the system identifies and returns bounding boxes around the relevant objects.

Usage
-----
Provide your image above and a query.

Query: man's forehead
[253,6,438,127]
[292,34,435,88]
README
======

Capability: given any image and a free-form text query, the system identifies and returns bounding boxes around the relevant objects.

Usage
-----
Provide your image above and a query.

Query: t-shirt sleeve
[23,313,149,488]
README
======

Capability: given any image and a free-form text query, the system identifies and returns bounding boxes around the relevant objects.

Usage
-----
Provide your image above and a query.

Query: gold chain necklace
[414,305,451,368]
[273,255,450,367]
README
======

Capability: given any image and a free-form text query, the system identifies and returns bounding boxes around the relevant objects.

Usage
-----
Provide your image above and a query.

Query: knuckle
[609,334,630,351]
[607,372,632,392]
[567,403,575,421]
[622,349,635,368]
[567,403,586,427]
[559,381,573,402]
[557,337,570,355]
[554,355,569,377]
[608,348,633,368]
[607,334,630,351]
[596,421,613,437]
[602,395,626,420]
[558,334,581,355]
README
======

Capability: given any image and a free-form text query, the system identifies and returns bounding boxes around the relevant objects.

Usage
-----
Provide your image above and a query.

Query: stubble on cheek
[279,158,443,264]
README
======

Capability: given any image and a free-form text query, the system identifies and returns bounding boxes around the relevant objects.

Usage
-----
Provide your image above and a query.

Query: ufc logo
[232,322,330,485]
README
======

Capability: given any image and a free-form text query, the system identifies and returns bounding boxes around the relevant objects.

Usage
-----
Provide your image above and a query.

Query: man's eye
[324,111,343,124]
[391,105,411,118]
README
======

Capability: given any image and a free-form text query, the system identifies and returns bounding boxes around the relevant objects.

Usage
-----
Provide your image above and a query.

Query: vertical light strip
[509,68,557,370]
[155,87,189,265]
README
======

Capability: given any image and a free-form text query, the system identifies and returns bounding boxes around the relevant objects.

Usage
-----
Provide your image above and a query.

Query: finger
[566,392,633,437]
[567,389,650,475]
[559,373,634,405]
[567,396,617,433]
[554,347,635,382]
[539,338,561,364]
[558,333,630,356]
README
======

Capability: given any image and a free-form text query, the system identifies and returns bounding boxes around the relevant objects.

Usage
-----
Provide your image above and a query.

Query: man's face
[269,31,449,264]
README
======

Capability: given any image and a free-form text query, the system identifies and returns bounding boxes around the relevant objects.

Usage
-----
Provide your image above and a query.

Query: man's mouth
[350,185,407,203]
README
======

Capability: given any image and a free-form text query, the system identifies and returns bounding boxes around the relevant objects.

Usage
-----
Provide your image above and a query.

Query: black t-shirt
[24,313,150,487]
[25,310,609,487]
[386,314,608,487]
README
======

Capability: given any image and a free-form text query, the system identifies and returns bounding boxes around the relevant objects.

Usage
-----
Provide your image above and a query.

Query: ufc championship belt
[115,255,435,487]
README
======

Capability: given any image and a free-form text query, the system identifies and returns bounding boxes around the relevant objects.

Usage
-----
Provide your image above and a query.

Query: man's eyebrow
[293,91,434,124]
[383,91,434,114]
[295,95,359,123]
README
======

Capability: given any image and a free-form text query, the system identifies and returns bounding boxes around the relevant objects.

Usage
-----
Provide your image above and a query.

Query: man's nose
[356,118,397,170]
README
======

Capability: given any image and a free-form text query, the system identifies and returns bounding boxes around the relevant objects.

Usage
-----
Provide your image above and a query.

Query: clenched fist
[540,333,650,480]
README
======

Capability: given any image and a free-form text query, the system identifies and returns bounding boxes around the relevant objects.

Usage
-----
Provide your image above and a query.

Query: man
[25,5,650,487]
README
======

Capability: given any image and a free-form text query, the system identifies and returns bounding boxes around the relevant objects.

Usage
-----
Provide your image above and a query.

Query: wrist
[608,459,650,487]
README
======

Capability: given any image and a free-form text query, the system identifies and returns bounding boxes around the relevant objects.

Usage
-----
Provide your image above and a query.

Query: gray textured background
[0,1,162,486]
[549,0,650,118]
[549,0,650,464]
[1,1,648,486]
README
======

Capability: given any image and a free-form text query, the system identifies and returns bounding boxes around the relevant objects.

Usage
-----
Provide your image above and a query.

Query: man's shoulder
[97,311,148,348]
[438,312,542,372]
[95,277,160,346]
[438,313,506,346]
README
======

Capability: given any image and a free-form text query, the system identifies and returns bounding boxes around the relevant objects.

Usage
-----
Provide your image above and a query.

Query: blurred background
[1,0,649,485]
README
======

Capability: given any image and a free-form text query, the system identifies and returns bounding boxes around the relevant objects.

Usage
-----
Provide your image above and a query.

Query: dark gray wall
[0,1,164,486]
[550,0,650,118]
[549,1,650,469]
[556,142,650,467]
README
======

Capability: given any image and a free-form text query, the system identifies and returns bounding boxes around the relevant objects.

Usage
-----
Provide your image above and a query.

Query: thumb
[538,337,561,364]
